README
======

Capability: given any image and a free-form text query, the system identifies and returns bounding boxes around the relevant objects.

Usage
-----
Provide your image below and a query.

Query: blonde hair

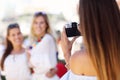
[29,12,51,44]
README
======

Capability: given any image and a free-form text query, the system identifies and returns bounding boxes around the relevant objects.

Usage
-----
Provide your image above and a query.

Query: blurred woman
[27,12,59,80]
[0,23,31,80]
[60,0,120,80]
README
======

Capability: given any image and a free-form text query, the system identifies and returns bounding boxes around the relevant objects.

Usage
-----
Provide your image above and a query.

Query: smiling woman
[24,11,59,80]
[0,23,31,80]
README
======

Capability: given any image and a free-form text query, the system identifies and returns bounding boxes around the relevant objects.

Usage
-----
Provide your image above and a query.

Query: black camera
[65,22,81,37]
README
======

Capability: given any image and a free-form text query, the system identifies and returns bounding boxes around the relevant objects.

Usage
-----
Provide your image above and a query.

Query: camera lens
[72,22,78,27]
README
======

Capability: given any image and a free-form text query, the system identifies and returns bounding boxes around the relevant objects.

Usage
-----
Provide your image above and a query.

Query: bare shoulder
[69,50,88,70]
[70,50,87,60]
[69,50,97,76]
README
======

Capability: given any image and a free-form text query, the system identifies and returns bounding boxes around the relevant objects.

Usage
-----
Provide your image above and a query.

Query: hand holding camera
[65,22,81,37]
[60,22,80,66]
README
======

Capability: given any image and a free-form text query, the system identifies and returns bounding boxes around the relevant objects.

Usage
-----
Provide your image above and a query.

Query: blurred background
[0,0,81,60]
[0,0,120,60]
[0,0,79,36]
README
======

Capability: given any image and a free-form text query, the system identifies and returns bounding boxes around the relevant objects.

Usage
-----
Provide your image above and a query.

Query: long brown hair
[79,0,120,80]
[1,23,20,70]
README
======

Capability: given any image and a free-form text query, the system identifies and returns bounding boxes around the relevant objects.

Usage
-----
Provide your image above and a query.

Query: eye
[18,32,21,35]
[34,21,38,24]
[40,21,45,25]
[11,34,15,37]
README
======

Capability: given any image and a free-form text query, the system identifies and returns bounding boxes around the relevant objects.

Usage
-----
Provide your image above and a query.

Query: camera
[65,22,81,37]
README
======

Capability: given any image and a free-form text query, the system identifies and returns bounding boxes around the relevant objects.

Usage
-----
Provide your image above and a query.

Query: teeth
[15,40,21,42]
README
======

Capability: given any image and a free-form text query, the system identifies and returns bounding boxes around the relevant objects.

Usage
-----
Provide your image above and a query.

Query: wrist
[64,53,71,65]
[64,52,71,57]
[65,63,70,70]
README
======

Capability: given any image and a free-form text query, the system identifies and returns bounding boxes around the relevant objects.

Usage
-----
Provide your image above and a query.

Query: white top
[0,52,31,80]
[60,70,97,80]
[0,45,5,60]
[30,34,57,74]
[0,45,5,52]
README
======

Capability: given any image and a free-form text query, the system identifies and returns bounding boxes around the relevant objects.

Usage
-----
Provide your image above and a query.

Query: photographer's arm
[60,27,77,69]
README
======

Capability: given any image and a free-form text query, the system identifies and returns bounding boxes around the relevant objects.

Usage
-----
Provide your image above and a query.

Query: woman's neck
[12,46,24,54]
[37,33,46,40]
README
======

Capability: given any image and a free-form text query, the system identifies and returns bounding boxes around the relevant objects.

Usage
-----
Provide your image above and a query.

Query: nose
[15,34,20,39]
[36,23,41,28]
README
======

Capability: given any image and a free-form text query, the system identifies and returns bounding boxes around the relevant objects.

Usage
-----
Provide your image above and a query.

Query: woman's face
[8,28,23,47]
[33,16,47,36]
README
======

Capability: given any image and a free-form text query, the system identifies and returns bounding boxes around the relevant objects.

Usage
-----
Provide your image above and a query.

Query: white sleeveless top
[60,70,97,80]
[1,52,31,80]
[30,34,59,80]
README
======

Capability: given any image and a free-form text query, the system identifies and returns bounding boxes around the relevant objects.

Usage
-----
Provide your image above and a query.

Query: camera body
[65,22,81,37]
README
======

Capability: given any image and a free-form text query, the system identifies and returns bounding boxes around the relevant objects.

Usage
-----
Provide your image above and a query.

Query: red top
[56,62,67,78]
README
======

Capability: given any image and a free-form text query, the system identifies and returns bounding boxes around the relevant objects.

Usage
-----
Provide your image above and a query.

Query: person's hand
[60,27,78,66]
[46,68,57,78]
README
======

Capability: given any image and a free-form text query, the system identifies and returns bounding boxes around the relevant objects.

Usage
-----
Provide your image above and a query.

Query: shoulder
[44,34,53,39]
[43,34,54,42]
[70,50,88,67]
[71,48,87,58]
[69,50,96,76]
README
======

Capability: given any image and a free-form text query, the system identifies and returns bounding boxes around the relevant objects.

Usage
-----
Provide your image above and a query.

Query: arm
[26,50,33,67]
[26,49,35,74]
[46,35,58,78]
[49,36,57,68]
[60,27,77,69]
